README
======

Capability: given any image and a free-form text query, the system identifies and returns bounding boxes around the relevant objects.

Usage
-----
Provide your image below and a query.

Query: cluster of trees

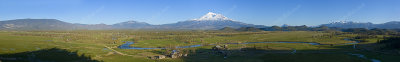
[221,25,340,32]
[342,28,398,35]
[221,25,400,36]
[378,37,400,49]
[220,27,263,32]
[261,25,340,31]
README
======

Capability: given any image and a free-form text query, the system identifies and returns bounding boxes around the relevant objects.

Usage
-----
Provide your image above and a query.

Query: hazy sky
[1,0,399,26]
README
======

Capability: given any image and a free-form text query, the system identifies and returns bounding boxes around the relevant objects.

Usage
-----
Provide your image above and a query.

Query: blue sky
[0,0,399,26]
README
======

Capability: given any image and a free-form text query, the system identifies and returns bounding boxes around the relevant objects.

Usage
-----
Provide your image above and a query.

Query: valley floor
[0,30,398,62]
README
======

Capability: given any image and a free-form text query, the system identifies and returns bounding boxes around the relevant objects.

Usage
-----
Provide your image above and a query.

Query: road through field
[104,46,134,57]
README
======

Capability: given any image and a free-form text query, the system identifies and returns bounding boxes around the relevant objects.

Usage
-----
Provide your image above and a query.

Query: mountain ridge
[1,18,399,30]
[320,21,400,29]
[1,12,400,30]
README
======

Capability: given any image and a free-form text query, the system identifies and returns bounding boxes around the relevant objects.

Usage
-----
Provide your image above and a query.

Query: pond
[118,39,359,49]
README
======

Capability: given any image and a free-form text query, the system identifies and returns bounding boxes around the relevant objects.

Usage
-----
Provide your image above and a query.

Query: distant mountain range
[320,21,400,29]
[0,19,75,30]
[0,12,263,30]
[156,12,264,30]
[0,12,399,30]
[111,21,152,29]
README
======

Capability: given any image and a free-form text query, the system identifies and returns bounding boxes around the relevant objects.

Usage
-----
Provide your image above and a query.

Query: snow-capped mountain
[0,12,267,30]
[320,21,400,29]
[330,21,361,24]
[2,18,400,30]
[192,12,232,21]
[159,12,265,30]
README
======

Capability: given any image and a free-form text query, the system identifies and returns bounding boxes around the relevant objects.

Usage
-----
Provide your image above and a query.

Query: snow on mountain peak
[193,12,232,21]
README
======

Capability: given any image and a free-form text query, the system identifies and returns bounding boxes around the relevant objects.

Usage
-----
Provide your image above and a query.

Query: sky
[0,0,399,26]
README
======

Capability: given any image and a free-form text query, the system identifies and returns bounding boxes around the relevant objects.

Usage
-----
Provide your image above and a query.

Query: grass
[0,30,398,62]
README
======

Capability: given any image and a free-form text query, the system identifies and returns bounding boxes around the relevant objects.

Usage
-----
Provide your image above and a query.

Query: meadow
[0,30,398,62]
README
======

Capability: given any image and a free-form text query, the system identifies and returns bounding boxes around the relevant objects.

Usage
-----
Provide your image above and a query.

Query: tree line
[221,25,400,35]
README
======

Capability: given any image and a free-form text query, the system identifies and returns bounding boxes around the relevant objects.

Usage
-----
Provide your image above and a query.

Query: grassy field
[0,30,398,62]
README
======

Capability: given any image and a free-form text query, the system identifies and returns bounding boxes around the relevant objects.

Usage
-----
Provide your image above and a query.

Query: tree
[271,26,281,31]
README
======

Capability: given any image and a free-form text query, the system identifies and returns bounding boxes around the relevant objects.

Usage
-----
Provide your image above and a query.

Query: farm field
[2,0,400,62]
[0,30,398,62]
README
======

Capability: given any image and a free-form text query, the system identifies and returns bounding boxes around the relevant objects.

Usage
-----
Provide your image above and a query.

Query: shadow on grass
[0,48,101,62]
[179,43,394,62]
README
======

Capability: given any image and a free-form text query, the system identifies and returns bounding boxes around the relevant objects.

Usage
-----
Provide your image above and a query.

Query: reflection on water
[118,42,165,49]
[118,39,359,50]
